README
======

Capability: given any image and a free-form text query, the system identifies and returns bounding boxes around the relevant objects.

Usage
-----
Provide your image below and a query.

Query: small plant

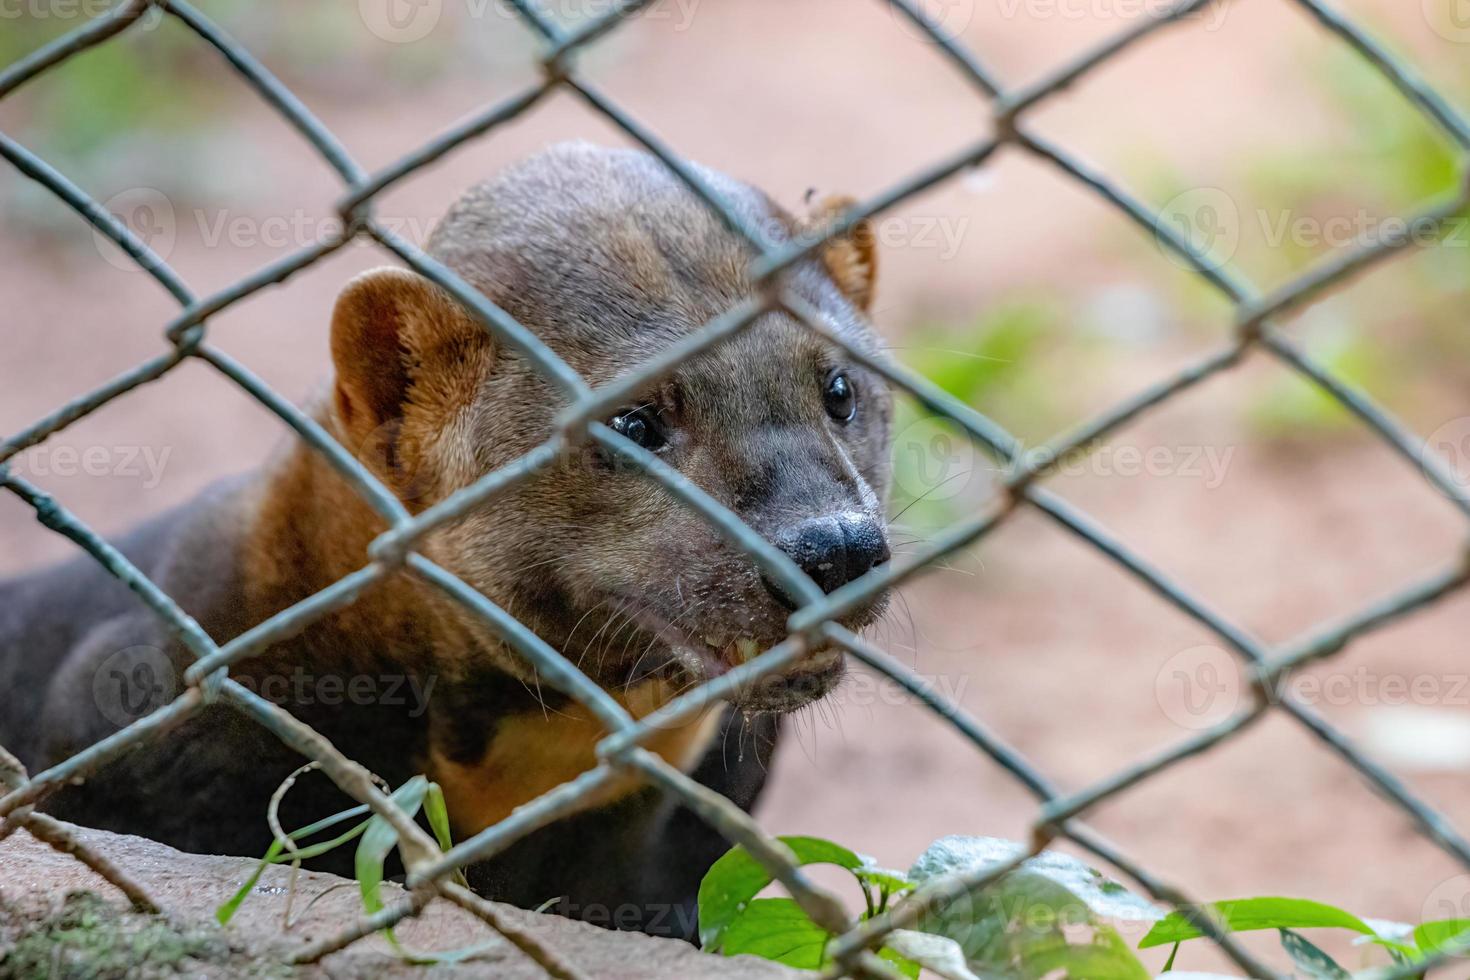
[216,768,486,964]
[700,834,1159,978]
[699,833,1470,978]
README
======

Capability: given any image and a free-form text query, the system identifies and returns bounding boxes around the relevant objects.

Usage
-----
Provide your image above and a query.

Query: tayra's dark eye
[823,371,856,423]
[610,407,668,451]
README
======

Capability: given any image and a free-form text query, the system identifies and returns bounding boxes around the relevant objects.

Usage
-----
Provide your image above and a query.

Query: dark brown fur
[0,142,893,940]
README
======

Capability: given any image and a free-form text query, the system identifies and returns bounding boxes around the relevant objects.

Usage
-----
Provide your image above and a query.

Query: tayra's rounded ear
[329,266,484,448]
[805,194,877,312]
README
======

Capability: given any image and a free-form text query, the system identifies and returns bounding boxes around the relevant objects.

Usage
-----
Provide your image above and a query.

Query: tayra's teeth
[736,638,760,662]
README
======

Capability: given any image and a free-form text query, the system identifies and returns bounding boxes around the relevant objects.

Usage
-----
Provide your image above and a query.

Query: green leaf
[883,930,980,980]
[1139,897,1376,949]
[1278,929,1349,979]
[904,837,1153,979]
[1161,942,1179,972]
[1012,924,1151,980]
[698,835,863,951]
[1414,918,1470,957]
[909,837,1162,925]
[878,944,922,979]
[216,802,371,925]
[424,782,454,853]
[423,781,467,888]
[717,898,829,969]
[356,776,431,917]
[216,854,275,927]
[855,861,916,902]
[220,775,485,966]
[353,777,497,966]
[1360,918,1415,944]
[1354,918,1419,962]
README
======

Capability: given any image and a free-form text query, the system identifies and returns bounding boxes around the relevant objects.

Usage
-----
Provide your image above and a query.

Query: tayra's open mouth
[630,610,775,677]
[626,608,847,710]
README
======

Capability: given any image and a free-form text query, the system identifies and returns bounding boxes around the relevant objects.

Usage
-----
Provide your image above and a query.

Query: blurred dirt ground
[3,0,1470,974]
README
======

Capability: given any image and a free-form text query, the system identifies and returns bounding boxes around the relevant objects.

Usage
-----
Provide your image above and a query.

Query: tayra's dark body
[0,143,893,941]
[0,481,776,939]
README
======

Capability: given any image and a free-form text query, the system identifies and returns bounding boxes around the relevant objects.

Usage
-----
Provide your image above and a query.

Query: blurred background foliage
[5,6,559,212]
[891,30,1468,526]
[4,1,1466,532]
[7,6,1470,957]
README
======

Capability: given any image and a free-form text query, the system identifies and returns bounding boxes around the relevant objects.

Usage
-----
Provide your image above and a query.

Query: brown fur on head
[329,142,893,713]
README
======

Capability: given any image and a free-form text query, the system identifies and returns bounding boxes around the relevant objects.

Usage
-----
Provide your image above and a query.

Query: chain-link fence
[2,0,1469,977]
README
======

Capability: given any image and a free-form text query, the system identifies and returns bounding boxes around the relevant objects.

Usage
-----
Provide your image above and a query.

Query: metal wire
[3,0,1470,975]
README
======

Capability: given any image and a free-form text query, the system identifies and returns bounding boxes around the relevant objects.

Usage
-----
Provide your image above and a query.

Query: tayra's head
[329,142,892,712]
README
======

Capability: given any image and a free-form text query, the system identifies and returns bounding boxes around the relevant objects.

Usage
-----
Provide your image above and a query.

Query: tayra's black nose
[764,513,891,608]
